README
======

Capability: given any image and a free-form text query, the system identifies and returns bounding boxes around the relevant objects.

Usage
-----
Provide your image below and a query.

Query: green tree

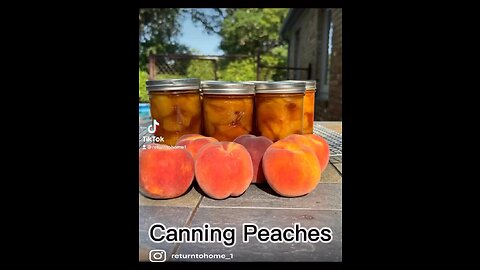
[187,60,216,80]
[139,9,190,71]
[139,9,229,73]
[139,9,182,46]
[139,70,149,102]
[259,44,288,80]
[188,8,232,34]
[139,8,289,86]
[219,8,288,55]
[218,58,256,81]
[219,8,289,80]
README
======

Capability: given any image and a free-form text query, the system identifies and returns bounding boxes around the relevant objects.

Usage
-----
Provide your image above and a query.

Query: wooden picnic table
[139,121,342,262]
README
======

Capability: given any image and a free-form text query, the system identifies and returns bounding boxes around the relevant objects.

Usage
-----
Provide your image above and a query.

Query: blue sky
[176,10,223,55]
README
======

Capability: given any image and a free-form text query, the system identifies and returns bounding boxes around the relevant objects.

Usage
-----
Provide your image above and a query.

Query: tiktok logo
[143,119,164,145]
[148,119,159,134]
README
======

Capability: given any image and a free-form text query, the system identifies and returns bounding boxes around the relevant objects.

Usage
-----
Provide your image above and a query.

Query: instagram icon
[149,249,166,262]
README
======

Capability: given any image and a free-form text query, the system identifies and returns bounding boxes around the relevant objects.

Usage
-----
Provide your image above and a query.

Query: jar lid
[200,80,218,85]
[147,78,200,91]
[244,81,273,84]
[255,81,306,94]
[281,80,316,90]
[202,81,255,95]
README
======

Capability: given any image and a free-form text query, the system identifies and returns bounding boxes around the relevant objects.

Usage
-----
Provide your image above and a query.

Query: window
[326,12,333,86]
[319,9,333,101]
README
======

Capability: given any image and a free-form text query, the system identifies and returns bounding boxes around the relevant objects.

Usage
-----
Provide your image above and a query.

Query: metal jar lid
[255,81,306,94]
[244,80,273,84]
[281,80,316,90]
[202,81,255,95]
[200,80,218,85]
[146,78,200,92]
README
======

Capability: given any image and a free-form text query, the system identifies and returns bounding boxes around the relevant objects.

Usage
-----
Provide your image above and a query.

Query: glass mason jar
[255,81,306,141]
[146,78,202,146]
[303,80,317,134]
[281,80,317,134]
[202,81,255,141]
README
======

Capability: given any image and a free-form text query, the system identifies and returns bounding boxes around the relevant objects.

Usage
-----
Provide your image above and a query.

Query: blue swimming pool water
[138,103,150,118]
[139,103,151,122]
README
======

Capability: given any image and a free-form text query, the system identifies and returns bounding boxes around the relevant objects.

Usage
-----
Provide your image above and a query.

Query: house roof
[280,8,305,41]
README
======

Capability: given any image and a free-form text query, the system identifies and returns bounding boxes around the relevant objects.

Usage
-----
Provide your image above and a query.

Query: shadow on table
[192,181,208,198]
[255,183,285,197]
[140,183,195,200]
[193,180,287,200]
[193,179,312,200]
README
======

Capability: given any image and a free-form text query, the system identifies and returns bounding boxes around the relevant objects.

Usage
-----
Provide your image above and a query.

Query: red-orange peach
[304,134,330,172]
[277,134,330,172]
[175,134,219,159]
[263,135,321,197]
[195,142,253,199]
[139,144,194,199]
[233,134,273,184]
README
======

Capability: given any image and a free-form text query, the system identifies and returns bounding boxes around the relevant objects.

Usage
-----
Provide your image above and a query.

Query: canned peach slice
[162,113,192,132]
[213,124,250,142]
[149,95,174,118]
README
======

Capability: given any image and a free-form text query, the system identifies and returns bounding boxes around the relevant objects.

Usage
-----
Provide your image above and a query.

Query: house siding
[283,8,342,121]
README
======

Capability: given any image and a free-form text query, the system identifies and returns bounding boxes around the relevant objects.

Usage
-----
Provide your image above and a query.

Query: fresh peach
[233,134,273,184]
[304,134,330,172]
[263,135,321,197]
[277,134,330,172]
[175,134,219,159]
[195,142,253,199]
[139,144,194,199]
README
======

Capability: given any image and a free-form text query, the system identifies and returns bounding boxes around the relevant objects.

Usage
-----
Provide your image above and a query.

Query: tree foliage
[139,8,290,100]
[139,8,232,71]
[139,70,149,102]
[139,9,182,44]
[219,8,289,80]
[139,9,190,70]
[187,60,216,80]
[218,58,256,81]
[219,8,288,55]
[188,8,232,35]
[259,44,288,80]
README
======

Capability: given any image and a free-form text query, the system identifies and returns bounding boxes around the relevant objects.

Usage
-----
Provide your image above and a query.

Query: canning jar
[202,81,255,141]
[255,82,306,141]
[281,80,317,134]
[303,80,316,134]
[146,78,202,145]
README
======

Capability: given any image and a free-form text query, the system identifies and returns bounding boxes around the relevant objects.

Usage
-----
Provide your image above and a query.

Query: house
[280,8,342,121]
